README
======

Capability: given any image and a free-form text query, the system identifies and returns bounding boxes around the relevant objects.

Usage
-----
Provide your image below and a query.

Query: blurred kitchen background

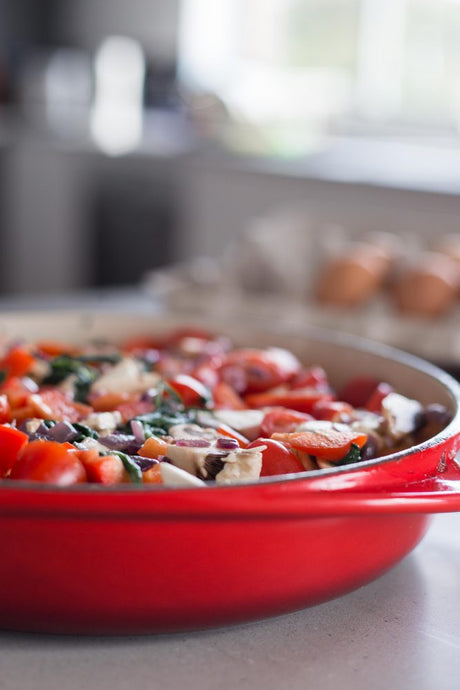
[1,0,460,345]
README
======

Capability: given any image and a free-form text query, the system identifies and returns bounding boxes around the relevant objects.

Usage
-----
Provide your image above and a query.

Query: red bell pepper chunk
[0,424,29,476]
[9,440,87,485]
[30,389,92,423]
[77,449,128,484]
[0,345,36,379]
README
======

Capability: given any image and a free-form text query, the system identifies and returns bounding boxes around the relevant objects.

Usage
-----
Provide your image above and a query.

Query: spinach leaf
[44,356,97,403]
[129,396,196,437]
[337,443,362,466]
[72,422,99,442]
[113,451,143,484]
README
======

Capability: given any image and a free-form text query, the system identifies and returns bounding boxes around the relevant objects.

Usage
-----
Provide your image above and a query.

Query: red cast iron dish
[0,311,459,635]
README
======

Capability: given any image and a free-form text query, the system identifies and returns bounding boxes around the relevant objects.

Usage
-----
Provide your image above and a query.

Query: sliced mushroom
[160,462,207,487]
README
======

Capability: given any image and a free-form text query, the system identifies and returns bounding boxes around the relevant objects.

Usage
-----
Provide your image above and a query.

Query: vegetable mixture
[0,329,452,487]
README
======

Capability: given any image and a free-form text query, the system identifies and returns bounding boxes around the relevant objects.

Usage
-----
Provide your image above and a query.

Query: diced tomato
[9,440,87,485]
[272,424,367,462]
[90,391,134,412]
[138,436,168,459]
[212,381,246,410]
[246,389,334,414]
[168,374,211,407]
[219,347,301,395]
[247,438,305,476]
[290,366,329,390]
[0,376,38,408]
[260,407,313,437]
[0,395,11,423]
[0,345,36,379]
[366,382,394,412]
[0,424,29,476]
[116,399,154,424]
[312,399,354,422]
[30,389,92,423]
[77,448,128,484]
[338,376,380,408]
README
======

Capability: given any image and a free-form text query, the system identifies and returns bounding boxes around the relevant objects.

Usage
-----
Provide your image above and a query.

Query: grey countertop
[0,288,459,690]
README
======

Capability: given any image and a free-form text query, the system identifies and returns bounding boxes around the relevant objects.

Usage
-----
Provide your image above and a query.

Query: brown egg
[433,234,460,267]
[315,243,389,308]
[393,252,460,318]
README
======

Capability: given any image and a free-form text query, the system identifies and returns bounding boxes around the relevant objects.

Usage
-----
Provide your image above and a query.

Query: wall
[54,0,180,60]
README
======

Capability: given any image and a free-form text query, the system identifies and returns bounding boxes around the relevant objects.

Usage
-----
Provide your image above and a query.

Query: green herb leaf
[113,451,143,484]
[72,422,99,442]
[0,369,7,385]
[337,443,362,466]
[44,356,98,403]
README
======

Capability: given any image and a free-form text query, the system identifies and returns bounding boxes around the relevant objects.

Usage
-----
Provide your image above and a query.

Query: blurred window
[179,0,460,148]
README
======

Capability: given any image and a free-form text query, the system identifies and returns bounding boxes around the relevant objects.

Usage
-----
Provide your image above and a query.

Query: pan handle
[279,473,460,516]
[245,465,460,517]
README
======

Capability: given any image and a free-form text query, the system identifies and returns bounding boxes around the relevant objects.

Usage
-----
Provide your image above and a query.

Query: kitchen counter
[1,513,459,690]
[0,288,459,690]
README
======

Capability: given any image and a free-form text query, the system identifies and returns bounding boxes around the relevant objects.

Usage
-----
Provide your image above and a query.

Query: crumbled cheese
[24,418,44,434]
[81,411,122,433]
[91,357,160,395]
[74,436,113,454]
[381,393,423,440]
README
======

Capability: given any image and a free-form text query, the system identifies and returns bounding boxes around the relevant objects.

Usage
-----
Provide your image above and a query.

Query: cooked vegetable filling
[0,331,452,486]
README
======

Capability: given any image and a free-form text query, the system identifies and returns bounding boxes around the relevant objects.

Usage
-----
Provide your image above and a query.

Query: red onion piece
[47,421,79,443]
[175,439,211,448]
[130,419,146,445]
[99,434,139,454]
[216,437,239,450]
